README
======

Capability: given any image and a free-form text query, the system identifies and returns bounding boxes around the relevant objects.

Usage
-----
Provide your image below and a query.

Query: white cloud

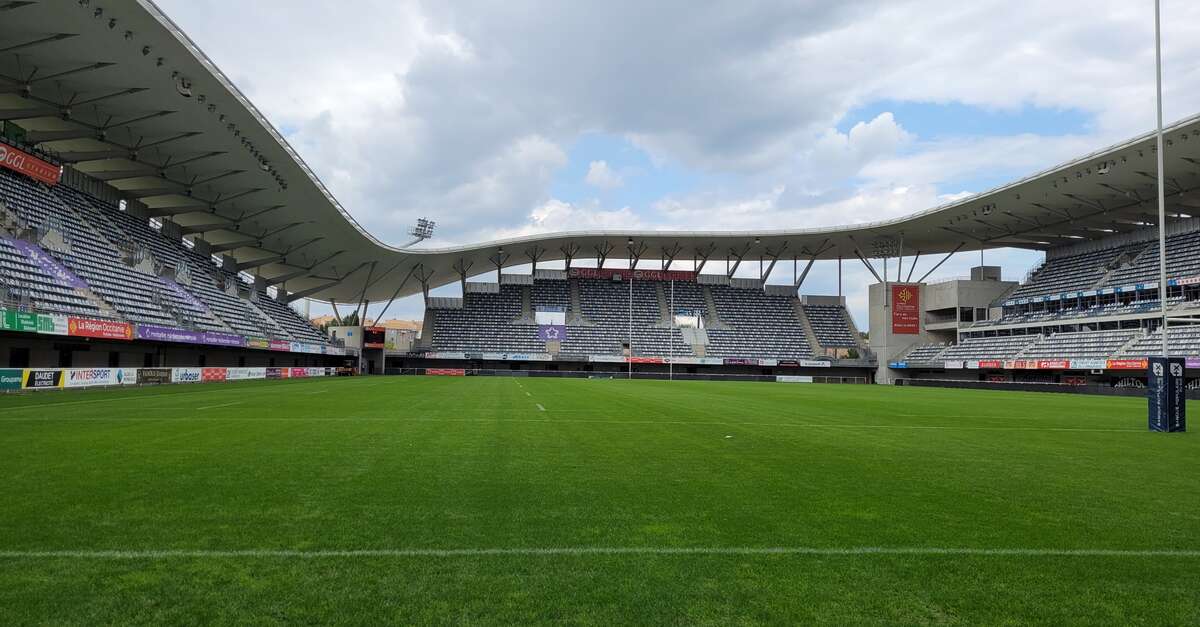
[153,0,1200,327]
[584,160,624,189]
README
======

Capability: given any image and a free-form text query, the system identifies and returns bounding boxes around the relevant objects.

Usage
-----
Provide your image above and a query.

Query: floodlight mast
[402,217,437,247]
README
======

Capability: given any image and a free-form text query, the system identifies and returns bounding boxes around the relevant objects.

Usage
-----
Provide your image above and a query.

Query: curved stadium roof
[3,0,1200,303]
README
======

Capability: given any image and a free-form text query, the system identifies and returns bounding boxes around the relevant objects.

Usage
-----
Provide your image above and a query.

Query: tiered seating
[938,335,1037,360]
[0,167,330,345]
[425,277,841,360]
[707,285,810,359]
[0,238,103,316]
[1010,247,1122,298]
[1,169,178,326]
[431,285,543,353]
[253,291,327,343]
[1124,327,1200,356]
[1107,231,1200,286]
[803,304,858,347]
[898,343,949,363]
[1020,330,1137,359]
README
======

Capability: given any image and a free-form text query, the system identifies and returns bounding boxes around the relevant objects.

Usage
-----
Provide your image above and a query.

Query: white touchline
[196,401,242,410]
[0,547,1197,559]
[536,404,546,411]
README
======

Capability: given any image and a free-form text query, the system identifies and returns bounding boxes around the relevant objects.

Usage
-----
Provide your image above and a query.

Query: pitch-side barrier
[389,367,867,384]
[0,366,353,393]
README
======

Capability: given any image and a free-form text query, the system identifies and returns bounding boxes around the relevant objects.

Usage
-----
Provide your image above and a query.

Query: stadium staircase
[653,283,672,327]
[792,301,823,358]
[699,285,728,330]
[566,278,594,326]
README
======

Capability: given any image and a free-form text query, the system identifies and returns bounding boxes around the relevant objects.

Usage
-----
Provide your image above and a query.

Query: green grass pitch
[1,376,1198,624]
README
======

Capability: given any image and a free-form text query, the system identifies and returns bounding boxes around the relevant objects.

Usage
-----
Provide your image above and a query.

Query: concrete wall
[868,282,937,384]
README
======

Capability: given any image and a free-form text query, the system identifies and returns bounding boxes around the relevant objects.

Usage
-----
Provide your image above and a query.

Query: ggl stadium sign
[0,143,61,186]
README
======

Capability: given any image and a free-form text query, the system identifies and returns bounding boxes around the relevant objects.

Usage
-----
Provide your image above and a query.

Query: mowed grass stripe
[3,546,1200,559]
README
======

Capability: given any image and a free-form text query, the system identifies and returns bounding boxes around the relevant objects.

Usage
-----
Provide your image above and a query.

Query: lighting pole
[669,278,675,381]
[1155,0,1168,357]
[628,274,633,380]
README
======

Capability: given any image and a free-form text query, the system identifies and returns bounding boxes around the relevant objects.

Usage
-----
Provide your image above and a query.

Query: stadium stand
[803,304,859,348]
[0,167,330,345]
[424,275,843,360]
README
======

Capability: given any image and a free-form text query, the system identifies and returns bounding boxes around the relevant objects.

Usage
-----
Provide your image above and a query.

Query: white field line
[304,390,328,395]
[196,401,242,411]
[0,415,1145,433]
[525,392,532,397]
[536,404,546,412]
[0,546,1197,559]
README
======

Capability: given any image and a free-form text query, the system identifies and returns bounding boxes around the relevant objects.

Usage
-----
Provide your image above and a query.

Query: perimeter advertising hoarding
[226,368,267,381]
[722,358,757,366]
[23,369,62,389]
[1107,358,1148,370]
[1036,360,1070,370]
[891,284,920,334]
[201,368,228,382]
[172,367,202,383]
[1069,358,1108,370]
[976,360,1003,369]
[269,340,291,352]
[68,317,133,340]
[289,368,308,378]
[0,368,23,390]
[1148,357,1187,432]
[265,367,284,379]
[140,368,172,385]
[776,375,814,383]
[64,368,137,388]
[0,142,62,185]
[567,267,697,282]
[1,310,38,332]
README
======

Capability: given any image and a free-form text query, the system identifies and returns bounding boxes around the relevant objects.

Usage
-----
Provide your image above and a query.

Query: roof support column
[560,243,580,271]
[593,242,613,269]
[794,257,816,293]
[525,245,545,276]
[917,242,967,283]
[660,243,682,271]
[453,258,473,296]
[726,243,751,278]
[489,249,510,281]
[905,251,922,283]
[853,248,884,284]
[760,242,787,282]
[693,243,716,274]
[627,240,647,271]
[373,265,419,323]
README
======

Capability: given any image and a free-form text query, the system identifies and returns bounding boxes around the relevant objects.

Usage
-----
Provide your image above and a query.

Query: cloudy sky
[158,0,1200,325]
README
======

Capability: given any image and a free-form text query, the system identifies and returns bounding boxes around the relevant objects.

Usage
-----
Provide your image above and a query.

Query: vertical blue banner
[1148,356,1187,432]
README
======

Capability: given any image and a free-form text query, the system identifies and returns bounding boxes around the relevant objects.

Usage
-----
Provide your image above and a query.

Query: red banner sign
[0,143,61,186]
[977,360,1003,369]
[427,368,466,376]
[568,267,696,282]
[891,284,920,334]
[1107,358,1148,370]
[269,340,291,351]
[201,367,228,382]
[1036,359,1070,370]
[68,317,133,340]
[289,367,308,378]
